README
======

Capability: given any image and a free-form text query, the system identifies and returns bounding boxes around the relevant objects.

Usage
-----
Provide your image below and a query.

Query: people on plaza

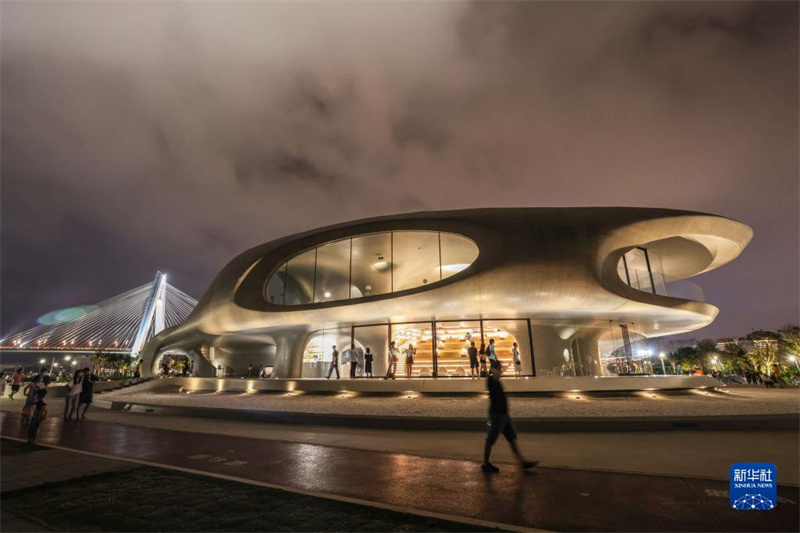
[21,370,48,424]
[468,341,479,377]
[27,388,48,445]
[348,344,359,379]
[133,358,143,380]
[77,367,99,419]
[479,342,488,377]
[481,362,537,473]
[63,369,83,421]
[771,364,785,388]
[512,342,521,377]
[364,348,374,377]
[247,363,254,377]
[405,344,416,378]
[21,379,37,424]
[8,368,23,400]
[385,341,398,379]
[326,345,340,379]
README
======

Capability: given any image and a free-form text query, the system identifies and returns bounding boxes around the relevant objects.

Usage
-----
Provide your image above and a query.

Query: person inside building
[385,341,398,379]
[487,338,498,366]
[364,347,374,377]
[326,345,340,379]
[468,341,479,378]
[512,342,521,377]
[348,343,359,379]
[405,343,416,378]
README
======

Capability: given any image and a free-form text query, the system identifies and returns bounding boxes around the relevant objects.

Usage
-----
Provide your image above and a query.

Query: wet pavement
[2,412,798,532]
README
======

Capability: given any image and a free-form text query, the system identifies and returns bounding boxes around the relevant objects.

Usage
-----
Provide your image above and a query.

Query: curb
[99,400,800,432]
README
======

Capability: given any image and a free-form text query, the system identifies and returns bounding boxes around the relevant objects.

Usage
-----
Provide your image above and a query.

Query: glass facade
[440,233,480,280]
[265,231,478,306]
[391,322,435,377]
[483,320,532,376]
[302,327,351,378]
[284,249,316,305]
[313,239,351,303]
[619,247,663,295]
[265,263,286,305]
[392,232,441,292]
[301,319,534,378]
[618,247,704,301]
[353,324,389,377]
[350,233,392,298]
[434,321,484,377]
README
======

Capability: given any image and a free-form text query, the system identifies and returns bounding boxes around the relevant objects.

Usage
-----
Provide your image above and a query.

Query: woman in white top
[512,342,521,377]
[63,369,83,421]
[405,344,416,378]
[385,341,398,379]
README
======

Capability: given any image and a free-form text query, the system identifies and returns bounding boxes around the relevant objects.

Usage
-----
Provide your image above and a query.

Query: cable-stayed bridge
[0,272,197,359]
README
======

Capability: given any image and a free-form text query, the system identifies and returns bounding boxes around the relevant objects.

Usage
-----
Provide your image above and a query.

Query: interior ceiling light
[372,260,390,272]
[441,263,470,273]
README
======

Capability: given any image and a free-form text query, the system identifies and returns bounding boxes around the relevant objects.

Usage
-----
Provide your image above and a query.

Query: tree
[670,346,701,372]
[779,325,800,357]
[697,339,719,368]
[743,330,781,374]
[719,341,748,374]
[91,350,110,375]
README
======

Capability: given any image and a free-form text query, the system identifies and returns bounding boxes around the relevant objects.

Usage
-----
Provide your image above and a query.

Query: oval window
[264,231,479,306]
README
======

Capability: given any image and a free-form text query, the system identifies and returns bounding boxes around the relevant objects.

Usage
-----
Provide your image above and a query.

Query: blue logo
[730,463,777,510]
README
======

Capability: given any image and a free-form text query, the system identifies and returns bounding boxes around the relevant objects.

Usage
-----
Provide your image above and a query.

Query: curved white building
[141,207,752,387]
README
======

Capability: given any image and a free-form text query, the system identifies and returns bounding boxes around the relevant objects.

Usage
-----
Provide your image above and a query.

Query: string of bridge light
[1,282,198,350]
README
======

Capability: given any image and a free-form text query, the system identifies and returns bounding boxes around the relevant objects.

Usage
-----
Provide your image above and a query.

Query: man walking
[481,362,538,473]
[326,345,340,379]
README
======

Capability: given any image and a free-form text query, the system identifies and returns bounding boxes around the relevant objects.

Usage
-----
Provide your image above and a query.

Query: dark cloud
[1,1,797,339]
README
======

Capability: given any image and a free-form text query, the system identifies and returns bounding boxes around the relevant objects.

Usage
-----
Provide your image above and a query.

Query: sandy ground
[98,385,800,419]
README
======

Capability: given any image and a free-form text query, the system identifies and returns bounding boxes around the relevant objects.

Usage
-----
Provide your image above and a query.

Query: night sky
[2,2,797,340]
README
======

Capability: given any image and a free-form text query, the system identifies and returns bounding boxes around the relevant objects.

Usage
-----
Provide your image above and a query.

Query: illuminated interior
[301,320,523,378]
[265,231,479,305]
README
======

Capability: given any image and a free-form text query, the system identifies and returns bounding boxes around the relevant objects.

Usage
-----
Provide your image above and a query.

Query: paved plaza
[1,388,799,531]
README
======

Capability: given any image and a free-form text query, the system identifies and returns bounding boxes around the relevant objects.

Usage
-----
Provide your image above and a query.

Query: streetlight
[659,352,667,375]
[789,355,799,371]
